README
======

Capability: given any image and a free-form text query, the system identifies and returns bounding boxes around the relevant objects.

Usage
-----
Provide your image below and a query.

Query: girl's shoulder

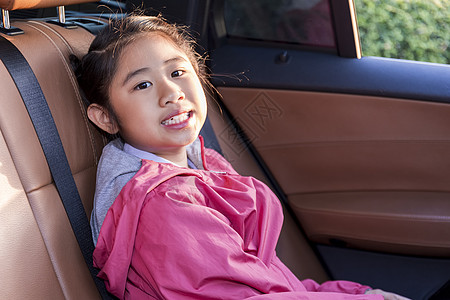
[97,139,142,182]
[203,147,238,174]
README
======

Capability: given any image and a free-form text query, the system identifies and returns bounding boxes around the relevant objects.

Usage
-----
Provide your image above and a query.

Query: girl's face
[106,33,207,159]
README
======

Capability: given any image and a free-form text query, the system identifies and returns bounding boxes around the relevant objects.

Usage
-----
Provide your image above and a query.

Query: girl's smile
[161,110,192,127]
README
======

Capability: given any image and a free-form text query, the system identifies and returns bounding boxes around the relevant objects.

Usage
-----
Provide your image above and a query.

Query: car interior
[0,0,449,299]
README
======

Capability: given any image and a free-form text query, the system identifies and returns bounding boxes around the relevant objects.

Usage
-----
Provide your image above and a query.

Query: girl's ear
[87,104,119,134]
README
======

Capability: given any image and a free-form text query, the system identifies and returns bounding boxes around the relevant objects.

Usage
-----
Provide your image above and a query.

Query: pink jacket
[93,138,382,299]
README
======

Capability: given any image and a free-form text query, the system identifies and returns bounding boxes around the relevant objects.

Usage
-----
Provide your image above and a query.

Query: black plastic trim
[329,0,361,58]
[317,245,450,300]
[210,44,450,104]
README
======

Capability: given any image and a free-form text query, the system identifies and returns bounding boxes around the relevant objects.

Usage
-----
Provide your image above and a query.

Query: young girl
[76,15,408,300]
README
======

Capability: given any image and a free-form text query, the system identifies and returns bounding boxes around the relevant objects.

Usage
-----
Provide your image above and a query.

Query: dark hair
[74,14,208,127]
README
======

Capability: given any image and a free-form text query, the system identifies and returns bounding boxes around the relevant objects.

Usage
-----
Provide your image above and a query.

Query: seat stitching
[22,21,99,163]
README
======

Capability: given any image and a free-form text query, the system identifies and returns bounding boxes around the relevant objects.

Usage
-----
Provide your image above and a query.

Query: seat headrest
[0,0,96,10]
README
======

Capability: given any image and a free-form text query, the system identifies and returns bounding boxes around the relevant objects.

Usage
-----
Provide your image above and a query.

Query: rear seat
[0,0,106,298]
[0,1,330,298]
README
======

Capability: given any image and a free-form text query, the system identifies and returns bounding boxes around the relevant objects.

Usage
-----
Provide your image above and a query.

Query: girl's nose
[159,81,185,106]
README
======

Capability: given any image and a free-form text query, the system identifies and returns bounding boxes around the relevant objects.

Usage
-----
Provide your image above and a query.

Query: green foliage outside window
[355,0,449,64]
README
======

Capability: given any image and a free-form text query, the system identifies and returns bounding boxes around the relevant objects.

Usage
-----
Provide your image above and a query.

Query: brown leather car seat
[0,1,330,298]
[0,0,106,298]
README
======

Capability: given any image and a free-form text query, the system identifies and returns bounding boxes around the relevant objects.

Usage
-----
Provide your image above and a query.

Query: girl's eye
[135,81,152,90]
[171,70,184,78]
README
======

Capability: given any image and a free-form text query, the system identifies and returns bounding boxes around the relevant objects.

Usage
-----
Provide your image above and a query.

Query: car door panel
[210,38,450,299]
[216,86,450,257]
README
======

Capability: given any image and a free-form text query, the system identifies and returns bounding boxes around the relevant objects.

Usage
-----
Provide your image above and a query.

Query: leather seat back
[0,4,106,299]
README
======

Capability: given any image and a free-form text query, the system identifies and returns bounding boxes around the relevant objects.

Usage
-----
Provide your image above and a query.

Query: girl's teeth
[162,112,190,125]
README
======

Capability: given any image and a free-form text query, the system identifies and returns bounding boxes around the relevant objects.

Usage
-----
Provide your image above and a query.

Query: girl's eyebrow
[163,56,188,65]
[122,56,188,86]
[123,67,149,86]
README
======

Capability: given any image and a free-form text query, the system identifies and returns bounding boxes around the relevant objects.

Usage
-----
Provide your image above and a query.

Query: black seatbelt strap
[200,116,222,155]
[0,35,111,299]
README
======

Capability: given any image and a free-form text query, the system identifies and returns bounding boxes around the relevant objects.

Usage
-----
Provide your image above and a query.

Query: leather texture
[0,0,95,10]
[217,87,450,257]
[0,19,105,299]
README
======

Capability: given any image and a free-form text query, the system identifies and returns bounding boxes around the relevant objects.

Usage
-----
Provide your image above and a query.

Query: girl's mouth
[161,111,191,126]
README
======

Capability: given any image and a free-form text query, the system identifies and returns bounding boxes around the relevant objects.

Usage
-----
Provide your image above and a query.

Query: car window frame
[209,0,361,58]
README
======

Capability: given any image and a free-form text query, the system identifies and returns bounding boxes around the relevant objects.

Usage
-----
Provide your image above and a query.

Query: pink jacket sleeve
[247,292,382,300]
[302,279,371,294]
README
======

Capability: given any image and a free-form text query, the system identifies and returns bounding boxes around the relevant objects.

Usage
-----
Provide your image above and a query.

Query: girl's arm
[302,279,371,294]
[302,279,410,300]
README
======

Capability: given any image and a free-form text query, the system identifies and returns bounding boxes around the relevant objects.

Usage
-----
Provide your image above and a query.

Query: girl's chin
[168,131,200,147]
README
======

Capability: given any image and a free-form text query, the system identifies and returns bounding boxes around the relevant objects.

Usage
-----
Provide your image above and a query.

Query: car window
[223,0,335,48]
[355,0,449,64]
